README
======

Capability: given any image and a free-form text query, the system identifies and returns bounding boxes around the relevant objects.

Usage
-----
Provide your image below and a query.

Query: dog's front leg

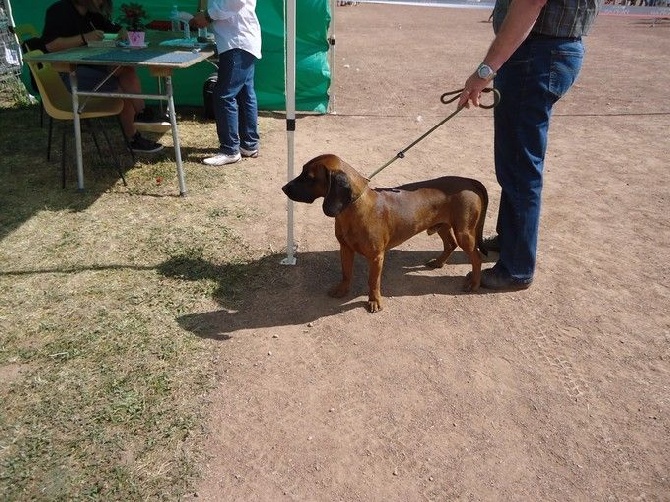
[366,253,385,313]
[328,244,355,299]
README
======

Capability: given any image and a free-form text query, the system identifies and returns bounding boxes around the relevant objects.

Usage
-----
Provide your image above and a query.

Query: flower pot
[127,31,145,47]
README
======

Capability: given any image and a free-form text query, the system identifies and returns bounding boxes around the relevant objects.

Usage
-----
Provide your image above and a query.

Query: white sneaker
[240,147,259,158]
[202,152,241,166]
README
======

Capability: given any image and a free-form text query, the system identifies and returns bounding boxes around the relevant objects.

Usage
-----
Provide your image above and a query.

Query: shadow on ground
[0,107,137,236]
[162,248,493,339]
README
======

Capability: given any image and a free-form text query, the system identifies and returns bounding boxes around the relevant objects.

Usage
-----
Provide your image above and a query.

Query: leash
[368,87,501,179]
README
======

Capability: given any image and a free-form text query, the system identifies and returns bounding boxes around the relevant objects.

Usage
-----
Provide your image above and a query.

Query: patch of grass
[0,258,220,499]
[0,74,35,108]
[0,103,274,499]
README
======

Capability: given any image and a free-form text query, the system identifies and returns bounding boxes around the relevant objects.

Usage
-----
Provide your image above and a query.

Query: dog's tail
[474,181,489,256]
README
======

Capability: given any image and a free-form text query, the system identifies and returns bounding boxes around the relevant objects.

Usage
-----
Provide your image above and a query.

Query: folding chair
[24,50,128,188]
[12,23,40,42]
[14,24,46,128]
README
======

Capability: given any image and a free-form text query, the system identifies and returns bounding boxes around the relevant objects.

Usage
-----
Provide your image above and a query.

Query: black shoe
[477,265,532,291]
[481,234,500,253]
[130,132,164,153]
[135,107,169,124]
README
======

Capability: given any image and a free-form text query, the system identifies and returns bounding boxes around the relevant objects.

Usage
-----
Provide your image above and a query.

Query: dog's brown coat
[282,154,488,312]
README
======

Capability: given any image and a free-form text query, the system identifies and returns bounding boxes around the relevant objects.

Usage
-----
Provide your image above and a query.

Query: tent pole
[327,0,336,114]
[281,0,297,266]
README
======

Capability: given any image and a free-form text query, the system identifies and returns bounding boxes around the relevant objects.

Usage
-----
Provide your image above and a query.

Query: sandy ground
[185,6,669,500]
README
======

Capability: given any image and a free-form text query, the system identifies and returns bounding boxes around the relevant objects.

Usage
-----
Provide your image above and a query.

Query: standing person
[191,0,262,166]
[41,0,163,153]
[458,0,603,290]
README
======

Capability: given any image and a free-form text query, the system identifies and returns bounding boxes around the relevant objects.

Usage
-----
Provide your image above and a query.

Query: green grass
[0,96,276,500]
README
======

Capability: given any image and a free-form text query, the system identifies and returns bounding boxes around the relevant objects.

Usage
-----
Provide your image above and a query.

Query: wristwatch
[476,63,496,81]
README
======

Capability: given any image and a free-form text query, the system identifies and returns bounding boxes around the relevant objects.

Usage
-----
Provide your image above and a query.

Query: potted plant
[118,2,149,46]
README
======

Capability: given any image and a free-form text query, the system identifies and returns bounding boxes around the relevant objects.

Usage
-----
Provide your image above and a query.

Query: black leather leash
[368,87,500,179]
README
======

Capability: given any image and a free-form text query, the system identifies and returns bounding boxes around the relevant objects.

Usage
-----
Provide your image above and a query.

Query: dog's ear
[322,170,353,217]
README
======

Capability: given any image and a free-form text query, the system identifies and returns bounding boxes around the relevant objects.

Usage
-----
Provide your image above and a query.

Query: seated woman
[41,0,163,153]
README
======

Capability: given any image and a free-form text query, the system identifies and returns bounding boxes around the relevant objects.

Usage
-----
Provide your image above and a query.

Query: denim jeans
[493,36,584,282]
[60,65,119,92]
[214,48,259,155]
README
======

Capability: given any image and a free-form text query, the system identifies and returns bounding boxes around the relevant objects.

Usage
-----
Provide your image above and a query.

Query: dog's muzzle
[282,181,318,204]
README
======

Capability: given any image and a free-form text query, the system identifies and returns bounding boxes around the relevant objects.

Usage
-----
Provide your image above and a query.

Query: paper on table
[159,38,208,48]
[87,40,118,48]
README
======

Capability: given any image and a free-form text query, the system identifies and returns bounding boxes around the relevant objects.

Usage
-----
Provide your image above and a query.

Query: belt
[527,32,582,42]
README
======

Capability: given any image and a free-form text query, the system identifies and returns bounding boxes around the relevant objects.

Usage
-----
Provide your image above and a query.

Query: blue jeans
[214,48,259,155]
[493,36,584,282]
[60,65,119,92]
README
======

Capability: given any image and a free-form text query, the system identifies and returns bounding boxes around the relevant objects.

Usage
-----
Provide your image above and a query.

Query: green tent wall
[11,0,331,112]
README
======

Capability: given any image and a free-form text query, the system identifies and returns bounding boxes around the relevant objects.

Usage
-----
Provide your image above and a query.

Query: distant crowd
[605,0,669,5]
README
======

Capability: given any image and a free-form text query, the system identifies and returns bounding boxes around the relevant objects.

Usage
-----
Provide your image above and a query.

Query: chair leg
[57,118,132,189]
[61,125,67,189]
[47,116,54,161]
[89,122,103,157]
[102,127,127,187]
[118,116,135,165]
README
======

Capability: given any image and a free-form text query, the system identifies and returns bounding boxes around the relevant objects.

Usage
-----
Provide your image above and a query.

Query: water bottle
[170,5,179,32]
[197,10,208,41]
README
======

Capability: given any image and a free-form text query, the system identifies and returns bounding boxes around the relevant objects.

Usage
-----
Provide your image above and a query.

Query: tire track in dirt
[514,325,590,401]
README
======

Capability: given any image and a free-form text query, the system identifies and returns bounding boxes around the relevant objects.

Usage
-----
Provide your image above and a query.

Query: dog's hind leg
[454,230,482,292]
[426,224,458,269]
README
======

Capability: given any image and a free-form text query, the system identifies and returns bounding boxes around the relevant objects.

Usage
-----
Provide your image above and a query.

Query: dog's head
[281,154,369,217]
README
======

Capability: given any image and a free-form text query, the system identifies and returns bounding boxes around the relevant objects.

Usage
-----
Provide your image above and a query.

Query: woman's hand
[83,29,104,43]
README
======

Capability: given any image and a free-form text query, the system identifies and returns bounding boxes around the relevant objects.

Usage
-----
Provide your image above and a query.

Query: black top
[42,0,120,49]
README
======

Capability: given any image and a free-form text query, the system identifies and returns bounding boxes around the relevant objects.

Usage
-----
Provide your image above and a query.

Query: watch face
[477,64,492,79]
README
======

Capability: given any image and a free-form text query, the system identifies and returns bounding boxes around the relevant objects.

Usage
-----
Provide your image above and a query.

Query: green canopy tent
[10,0,332,112]
[8,0,334,262]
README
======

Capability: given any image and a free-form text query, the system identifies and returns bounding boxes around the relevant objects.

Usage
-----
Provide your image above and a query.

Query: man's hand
[191,11,209,28]
[458,72,491,109]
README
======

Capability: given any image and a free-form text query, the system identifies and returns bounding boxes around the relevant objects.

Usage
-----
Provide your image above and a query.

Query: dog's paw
[463,272,480,292]
[425,257,446,269]
[367,299,383,313]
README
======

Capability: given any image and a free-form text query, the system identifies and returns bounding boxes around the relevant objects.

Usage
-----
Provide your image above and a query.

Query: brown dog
[282,154,488,312]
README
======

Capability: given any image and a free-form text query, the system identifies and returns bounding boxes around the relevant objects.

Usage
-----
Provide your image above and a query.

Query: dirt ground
[186,6,669,501]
